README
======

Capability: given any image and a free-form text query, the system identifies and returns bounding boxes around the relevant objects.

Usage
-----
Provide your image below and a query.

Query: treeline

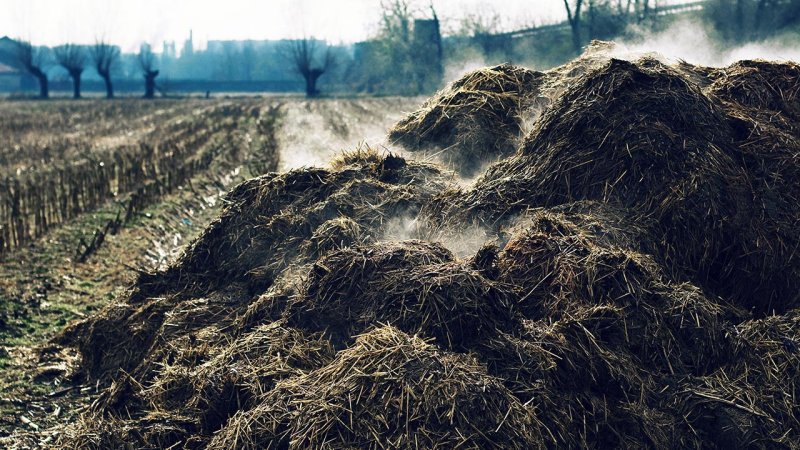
[8,0,800,99]
[299,0,800,95]
[560,0,800,49]
[453,0,800,72]
[705,0,800,42]
[12,40,160,100]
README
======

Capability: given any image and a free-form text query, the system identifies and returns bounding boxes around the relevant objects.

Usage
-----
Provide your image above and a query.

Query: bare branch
[138,46,157,73]
[92,40,120,98]
[15,40,47,73]
[91,40,119,76]
[288,37,335,97]
[54,44,86,78]
[15,39,49,98]
[54,44,87,98]
[138,45,160,99]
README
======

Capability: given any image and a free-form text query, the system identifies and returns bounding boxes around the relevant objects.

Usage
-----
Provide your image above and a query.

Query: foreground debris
[32,43,800,448]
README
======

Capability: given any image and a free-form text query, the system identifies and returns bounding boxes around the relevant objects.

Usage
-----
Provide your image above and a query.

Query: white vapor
[616,19,800,66]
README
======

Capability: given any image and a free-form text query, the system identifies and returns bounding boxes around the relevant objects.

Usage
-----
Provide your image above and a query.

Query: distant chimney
[182,29,194,58]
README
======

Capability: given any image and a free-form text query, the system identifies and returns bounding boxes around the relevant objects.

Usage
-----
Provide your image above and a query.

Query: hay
[291,240,515,348]
[53,47,800,449]
[426,56,800,314]
[299,216,365,258]
[208,325,543,450]
[389,64,544,176]
[709,59,800,119]
[673,309,800,447]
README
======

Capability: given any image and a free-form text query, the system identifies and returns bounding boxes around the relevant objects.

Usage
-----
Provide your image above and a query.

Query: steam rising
[442,18,800,88]
[618,19,800,66]
[381,215,495,257]
[278,98,420,171]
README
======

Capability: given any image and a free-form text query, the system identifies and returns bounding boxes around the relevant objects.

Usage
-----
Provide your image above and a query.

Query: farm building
[0,36,24,91]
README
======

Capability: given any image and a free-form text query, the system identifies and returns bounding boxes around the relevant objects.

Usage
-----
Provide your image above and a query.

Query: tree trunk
[144,71,158,99]
[305,76,316,97]
[70,71,82,99]
[305,69,323,97]
[101,72,114,99]
[36,73,48,99]
[571,26,582,54]
[564,0,584,54]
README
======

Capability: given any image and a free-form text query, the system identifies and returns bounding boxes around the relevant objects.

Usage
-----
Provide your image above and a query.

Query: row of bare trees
[14,36,330,99]
[14,39,158,99]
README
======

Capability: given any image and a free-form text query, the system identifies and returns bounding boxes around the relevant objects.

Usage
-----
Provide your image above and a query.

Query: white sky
[0,0,568,53]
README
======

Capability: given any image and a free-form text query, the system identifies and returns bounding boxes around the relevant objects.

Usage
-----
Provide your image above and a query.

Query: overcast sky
[1,0,568,52]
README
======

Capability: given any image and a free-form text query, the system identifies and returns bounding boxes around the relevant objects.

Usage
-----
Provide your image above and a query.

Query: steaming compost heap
[56,45,800,448]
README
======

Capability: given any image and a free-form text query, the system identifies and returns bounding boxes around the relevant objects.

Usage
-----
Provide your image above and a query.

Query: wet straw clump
[389,64,545,177]
[55,45,800,448]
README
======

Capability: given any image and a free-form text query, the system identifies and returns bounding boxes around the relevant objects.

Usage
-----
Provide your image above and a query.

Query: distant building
[0,62,24,91]
[181,30,194,58]
[412,18,443,93]
[0,36,18,65]
[163,41,176,59]
[0,36,24,91]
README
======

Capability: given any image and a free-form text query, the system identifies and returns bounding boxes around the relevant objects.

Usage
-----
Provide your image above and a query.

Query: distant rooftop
[0,62,20,74]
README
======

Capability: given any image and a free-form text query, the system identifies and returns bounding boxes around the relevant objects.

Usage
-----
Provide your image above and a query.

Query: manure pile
[55,45,800,449]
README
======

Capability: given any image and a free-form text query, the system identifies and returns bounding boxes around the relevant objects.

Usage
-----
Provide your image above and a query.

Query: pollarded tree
[138,45,159,99]
[289,37,334,97]
[15,40,49,99]
[55,44,87,99]
[91,41,120,99]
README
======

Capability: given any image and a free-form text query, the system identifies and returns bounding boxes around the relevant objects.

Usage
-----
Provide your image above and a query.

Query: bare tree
[414,5,442,93]
[289,38,334,97]
[634,0,651,21]
[15,40,49,99]
[381,0,413,43]
[614,0,634,17]
[54,44,87,99]
[584,0,635,39]
[138,45,159,99]
[610,0,650,23]
[458,9,502,37]
[91,41,119,99]
[563,0,585,54]
[374,0,416,94]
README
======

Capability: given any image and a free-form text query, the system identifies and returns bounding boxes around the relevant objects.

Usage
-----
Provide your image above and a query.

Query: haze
[1,0,567,52]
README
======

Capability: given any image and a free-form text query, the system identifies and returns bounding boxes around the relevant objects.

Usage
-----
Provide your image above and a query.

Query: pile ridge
[55,47,800,449]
